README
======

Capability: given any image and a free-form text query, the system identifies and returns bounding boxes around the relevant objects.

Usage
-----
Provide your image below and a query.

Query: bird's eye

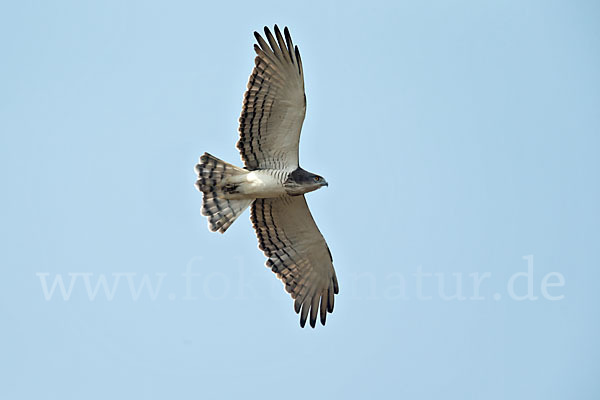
[314,176,321,182]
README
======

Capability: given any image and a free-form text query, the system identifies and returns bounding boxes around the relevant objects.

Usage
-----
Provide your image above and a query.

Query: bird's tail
[194,152,252,233]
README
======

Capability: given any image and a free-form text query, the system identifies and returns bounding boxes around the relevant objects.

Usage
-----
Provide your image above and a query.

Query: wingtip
[320,314,327,326]
[300,317,307,328]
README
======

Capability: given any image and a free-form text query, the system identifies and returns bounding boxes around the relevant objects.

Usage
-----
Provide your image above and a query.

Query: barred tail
[194,153,252,233]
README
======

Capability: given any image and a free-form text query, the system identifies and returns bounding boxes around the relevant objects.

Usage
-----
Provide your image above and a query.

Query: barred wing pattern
[237,25,306,170]
[251,196,339,327]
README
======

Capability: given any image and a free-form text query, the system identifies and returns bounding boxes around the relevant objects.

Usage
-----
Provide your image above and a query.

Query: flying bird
[194,25,338,328]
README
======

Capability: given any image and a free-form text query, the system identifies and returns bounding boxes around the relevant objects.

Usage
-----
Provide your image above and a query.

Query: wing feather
[238,25,306,170]
[251,196,338,327]
[284,27,296,64]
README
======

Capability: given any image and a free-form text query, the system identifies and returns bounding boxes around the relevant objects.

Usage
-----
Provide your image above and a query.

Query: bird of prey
[194,25,338,328]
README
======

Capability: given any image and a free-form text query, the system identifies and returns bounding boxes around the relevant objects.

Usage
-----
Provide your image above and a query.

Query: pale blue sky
[1,1,599,399]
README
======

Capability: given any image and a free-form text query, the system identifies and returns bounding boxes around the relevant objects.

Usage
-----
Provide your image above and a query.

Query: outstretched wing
[251,196,339,328]
[237,25,306,170]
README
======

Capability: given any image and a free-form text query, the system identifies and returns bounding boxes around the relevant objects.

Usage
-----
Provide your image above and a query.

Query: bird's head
[284,168,328,196]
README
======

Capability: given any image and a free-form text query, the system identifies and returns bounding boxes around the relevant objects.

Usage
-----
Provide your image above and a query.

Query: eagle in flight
[195,26,339,328]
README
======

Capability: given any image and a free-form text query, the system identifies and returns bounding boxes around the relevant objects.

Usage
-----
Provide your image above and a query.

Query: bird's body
[195,25,338,328]
[219,169,292,199]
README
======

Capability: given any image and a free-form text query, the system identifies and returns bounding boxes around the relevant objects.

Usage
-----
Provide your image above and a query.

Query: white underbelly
[223,170,287,199]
